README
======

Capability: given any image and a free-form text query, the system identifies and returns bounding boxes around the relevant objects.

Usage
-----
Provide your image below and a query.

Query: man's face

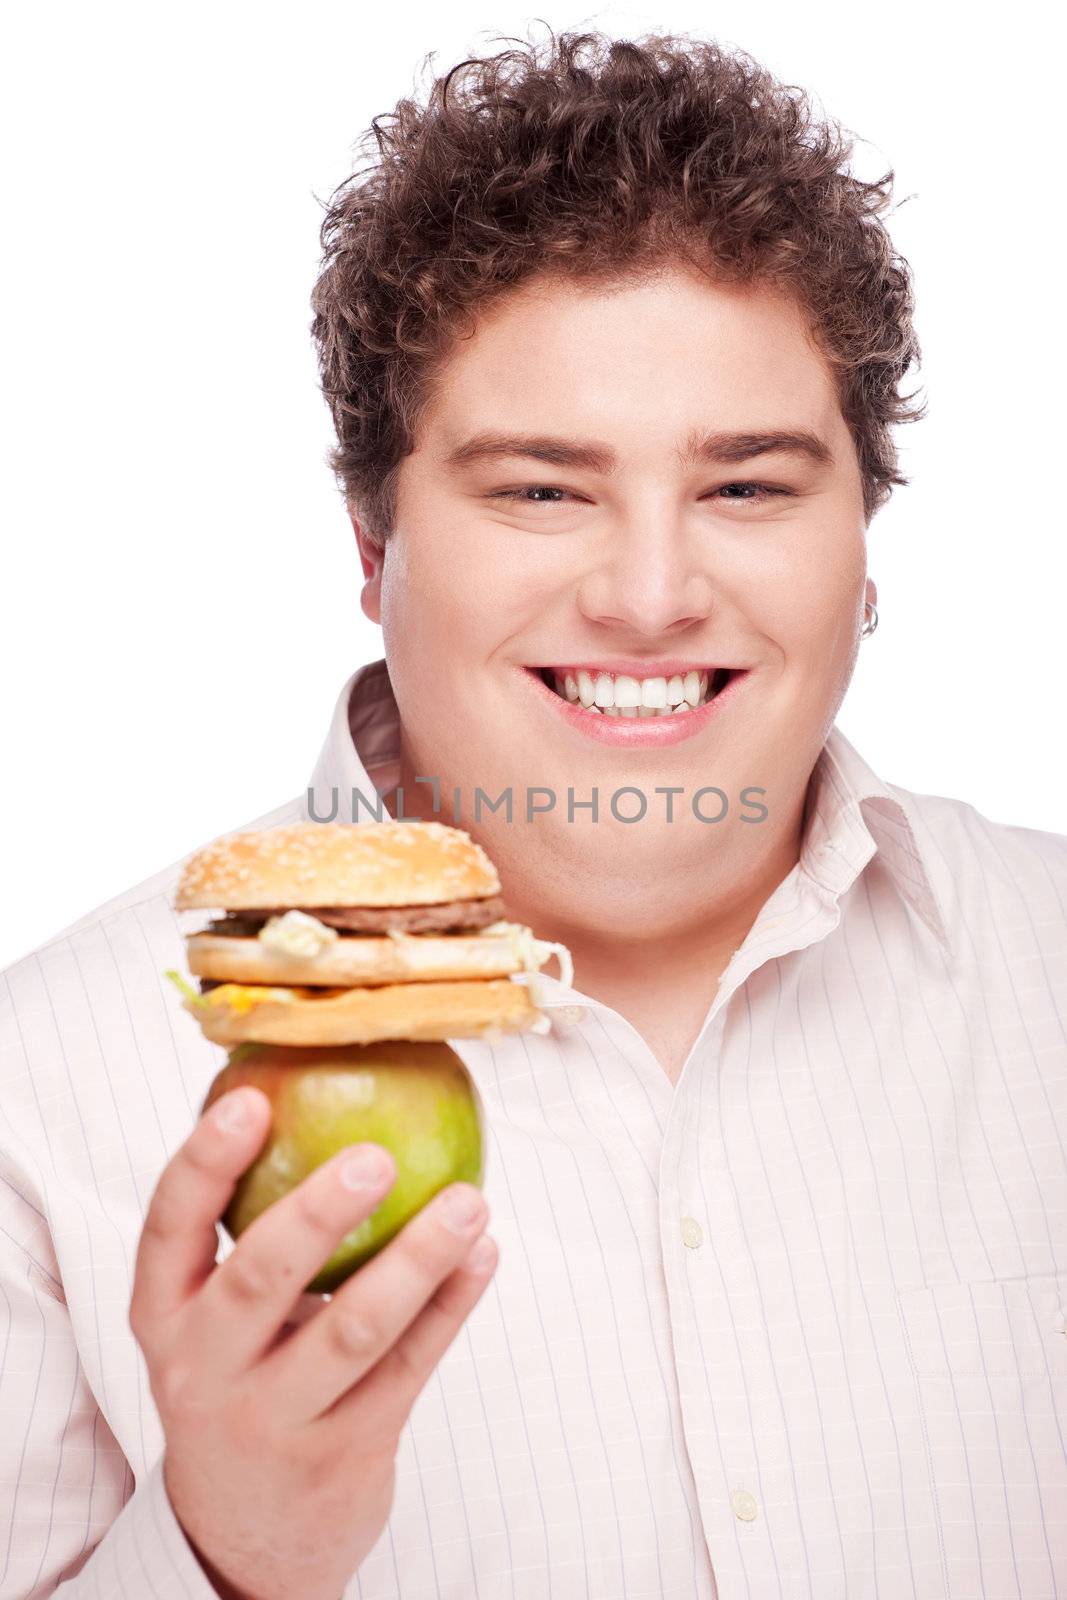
[357,263,869,891]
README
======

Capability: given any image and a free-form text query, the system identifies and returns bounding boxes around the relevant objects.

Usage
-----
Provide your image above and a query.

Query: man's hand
[129,1085,497,1600]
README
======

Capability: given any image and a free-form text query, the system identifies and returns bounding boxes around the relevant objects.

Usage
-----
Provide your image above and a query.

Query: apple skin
[200,1040,485,1295]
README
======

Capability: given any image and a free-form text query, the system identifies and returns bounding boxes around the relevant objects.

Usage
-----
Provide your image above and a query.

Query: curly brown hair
[310,26,925,542]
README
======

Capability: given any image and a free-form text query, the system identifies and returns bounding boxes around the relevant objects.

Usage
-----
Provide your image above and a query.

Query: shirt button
[680,1216,703,1249]
[730,1489,758,1522]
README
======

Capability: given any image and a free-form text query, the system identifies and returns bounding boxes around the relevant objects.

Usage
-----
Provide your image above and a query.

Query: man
[2,26,1065,1600]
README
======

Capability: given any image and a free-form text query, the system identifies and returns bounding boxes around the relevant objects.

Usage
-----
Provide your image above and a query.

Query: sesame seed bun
[185,929,524,988]
[187,976,541,1047]
[174,821,501,911]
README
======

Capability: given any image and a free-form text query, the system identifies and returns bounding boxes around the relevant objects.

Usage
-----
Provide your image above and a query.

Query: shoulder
[887,781,1067,940]
[0,796,303,1120]
[894,782,1067,878]
[28,795,308,956]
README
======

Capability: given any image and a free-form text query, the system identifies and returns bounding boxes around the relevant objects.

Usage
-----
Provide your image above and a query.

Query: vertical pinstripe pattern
[1,658,1065,1598]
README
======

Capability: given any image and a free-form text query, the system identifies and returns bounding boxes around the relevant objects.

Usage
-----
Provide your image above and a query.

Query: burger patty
[201,894,507,938]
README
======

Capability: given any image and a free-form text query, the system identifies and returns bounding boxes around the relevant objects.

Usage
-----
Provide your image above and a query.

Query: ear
[351,512,383,625]
[865,575,878,609]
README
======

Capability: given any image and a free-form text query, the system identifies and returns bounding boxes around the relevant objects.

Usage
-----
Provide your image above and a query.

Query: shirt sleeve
[0,1217,221,1599]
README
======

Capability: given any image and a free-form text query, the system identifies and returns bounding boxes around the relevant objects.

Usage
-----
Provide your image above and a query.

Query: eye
[709,482,795,503]
[489,481,796,507]
[490,485,577,505]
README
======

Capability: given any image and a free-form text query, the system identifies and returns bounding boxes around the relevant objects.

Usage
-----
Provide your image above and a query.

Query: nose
[575,505,716,638]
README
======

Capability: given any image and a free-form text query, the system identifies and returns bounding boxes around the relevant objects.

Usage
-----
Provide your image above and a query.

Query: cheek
[380,534,469,645]
[378,536,520,698]
[383,520,562,644]
[754,539,865,664]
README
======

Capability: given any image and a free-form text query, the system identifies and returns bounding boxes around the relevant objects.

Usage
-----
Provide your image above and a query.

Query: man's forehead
[418,271,845,459]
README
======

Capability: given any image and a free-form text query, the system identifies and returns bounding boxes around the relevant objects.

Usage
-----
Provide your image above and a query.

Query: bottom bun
[188,977,544,1045]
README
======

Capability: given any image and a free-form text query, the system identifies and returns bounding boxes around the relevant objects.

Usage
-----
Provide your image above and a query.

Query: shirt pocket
[896,1274,1067,1600]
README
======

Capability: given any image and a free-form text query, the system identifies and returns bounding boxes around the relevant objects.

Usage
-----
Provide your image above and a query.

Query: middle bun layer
[186,930,524,988]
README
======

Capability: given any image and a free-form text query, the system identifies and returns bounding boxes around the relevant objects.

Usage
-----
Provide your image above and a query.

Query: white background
[2,1,1063,973]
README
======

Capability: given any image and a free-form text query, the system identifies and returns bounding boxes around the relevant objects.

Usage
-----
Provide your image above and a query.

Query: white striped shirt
[2,655,1065,1600]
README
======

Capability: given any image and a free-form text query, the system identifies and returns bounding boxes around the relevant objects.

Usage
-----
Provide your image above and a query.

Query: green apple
[200,1039,485,1294]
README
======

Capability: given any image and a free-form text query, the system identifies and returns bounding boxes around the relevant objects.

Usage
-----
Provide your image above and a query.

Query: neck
[382,751,809,1079]
[506,815,803,1082]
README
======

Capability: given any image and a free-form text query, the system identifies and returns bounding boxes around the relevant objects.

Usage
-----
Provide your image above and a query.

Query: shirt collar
[304,657,400,816]
[303,657,952,953]
[804,725,952,949]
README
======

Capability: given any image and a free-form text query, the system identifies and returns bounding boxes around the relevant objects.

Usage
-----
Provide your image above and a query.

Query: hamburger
[165,820,571,1293]
[168,819,570,1046]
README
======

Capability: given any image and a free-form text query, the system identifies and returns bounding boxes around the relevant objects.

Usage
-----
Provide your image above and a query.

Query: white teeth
[546,666,725,715]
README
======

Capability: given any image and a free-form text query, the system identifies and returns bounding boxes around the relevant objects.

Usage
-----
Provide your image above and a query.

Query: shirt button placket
[678,1211,761,1539]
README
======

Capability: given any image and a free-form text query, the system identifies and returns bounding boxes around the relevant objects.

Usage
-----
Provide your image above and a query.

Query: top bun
[175,821,502,910]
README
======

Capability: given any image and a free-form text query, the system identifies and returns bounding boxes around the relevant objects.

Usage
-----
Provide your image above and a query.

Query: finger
[189,1141,398,1379]
[259,1180,490,1426]
[130,1087,273,1338]
[321,1233,499,1441]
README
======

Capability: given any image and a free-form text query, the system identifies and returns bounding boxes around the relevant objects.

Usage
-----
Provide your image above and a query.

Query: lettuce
[163,968,210,1010]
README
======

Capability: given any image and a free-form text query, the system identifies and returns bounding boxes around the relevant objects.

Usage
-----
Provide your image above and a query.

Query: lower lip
[522,668,750,746]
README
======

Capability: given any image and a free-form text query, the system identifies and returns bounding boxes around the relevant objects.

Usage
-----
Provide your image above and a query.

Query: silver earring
[859,600,879,640]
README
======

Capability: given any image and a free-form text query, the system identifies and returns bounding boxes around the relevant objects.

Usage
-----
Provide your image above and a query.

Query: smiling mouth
[533,666,738,716]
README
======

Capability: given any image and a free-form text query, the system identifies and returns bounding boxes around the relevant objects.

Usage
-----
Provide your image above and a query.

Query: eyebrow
[440,427,833,474]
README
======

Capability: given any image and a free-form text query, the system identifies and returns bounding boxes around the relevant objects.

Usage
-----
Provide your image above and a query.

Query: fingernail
[213,1090,252,1132]
[339,1146,393,1191]
[438,1184,483,1233]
